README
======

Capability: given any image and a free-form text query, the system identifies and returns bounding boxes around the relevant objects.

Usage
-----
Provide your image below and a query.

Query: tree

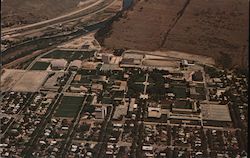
[84,104,95,113]
[79,123,90,132]
[113,49,125,56]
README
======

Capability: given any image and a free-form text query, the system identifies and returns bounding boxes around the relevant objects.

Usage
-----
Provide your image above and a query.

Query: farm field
[30,61,50,70]
[172,87,187,98]
[55,95,85,117]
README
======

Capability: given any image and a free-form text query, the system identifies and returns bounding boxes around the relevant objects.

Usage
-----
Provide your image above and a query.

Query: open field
[1,69,26,91]
[55,96,85,117]
[58,32,102,51]
[102,0,249,69]
[12,71,49,92]
[42,50,95,61]
[142,59,179,68]
[172,87,187,98]
[30,61,50,70]
[43,72,65,90]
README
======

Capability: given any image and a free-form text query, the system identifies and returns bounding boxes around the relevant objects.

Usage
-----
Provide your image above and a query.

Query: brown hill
[103,0,249,69]
[1,0,83,27]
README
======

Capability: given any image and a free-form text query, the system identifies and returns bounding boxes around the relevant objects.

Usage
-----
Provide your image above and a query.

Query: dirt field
[12,71,49,92]
[102,0,249,69]
[142,59,179,68]
[1,69,26,92]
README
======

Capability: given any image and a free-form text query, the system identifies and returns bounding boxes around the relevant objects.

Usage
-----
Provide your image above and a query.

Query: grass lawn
[55,96,85,117]
[42,50,95,61]
[172,86,187,98]
[128,83,144,92]
[127,83,145,97]
[130,74,146,82]
[102,97,113,104]
[195,86,205,94]
[173,103,192,109]
[30,62,50,70]
[136,75,146,82]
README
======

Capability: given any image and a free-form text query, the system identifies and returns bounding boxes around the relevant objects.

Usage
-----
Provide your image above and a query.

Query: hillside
[1,0,85,28]
[102,0,249,69]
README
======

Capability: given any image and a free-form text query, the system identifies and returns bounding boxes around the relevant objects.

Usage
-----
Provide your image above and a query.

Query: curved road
[2,0,116,36]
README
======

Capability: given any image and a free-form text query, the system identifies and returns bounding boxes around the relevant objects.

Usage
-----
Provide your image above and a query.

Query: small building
[120,53,144,66]
[69,86,88,93]
[112,80,127,91]
[102,54,113,64]
[93,104,107,119]
[142,146,153,151]
[192,70,203,81]
[51,59,67,70]
[113,102,129,120]
[213,78,222,83]
[69,60,82,70]
[91,83,103,93]
[100,64,123,72]
[148,107,161,118]
[181,60,189,67]
[74,74,81,82]
[128,98,137,112]
[140,94,148,99]
[120,58,134,65]
[82,61,97,70]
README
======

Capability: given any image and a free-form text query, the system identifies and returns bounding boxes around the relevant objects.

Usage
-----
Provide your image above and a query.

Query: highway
[2,0,117,36]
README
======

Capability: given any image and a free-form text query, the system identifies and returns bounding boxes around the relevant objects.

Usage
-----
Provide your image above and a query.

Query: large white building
[51,59,67,70]
[69,60,82,70]
[148,107,162,118]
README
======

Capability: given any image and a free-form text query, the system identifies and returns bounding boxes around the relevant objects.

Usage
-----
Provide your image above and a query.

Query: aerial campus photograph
[0,0,249,158]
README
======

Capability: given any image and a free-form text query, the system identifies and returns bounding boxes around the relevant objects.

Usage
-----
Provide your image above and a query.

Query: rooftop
[201,103,232,122]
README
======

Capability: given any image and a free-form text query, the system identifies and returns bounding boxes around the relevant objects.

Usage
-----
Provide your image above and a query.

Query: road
[2,0,102,34]
[2,0,117,36]
[143,73,149,94]
[143,121,240,132]
[96,105,115,158]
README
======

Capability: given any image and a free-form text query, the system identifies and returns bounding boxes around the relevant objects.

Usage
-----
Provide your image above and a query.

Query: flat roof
[123,53,144,59]
[201,103,232,122]
[113,104,128,119]
[100,64,123,71]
